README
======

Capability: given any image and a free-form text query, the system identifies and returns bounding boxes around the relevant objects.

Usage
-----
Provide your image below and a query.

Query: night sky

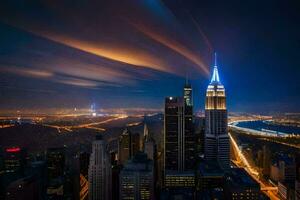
[0,0,299,113]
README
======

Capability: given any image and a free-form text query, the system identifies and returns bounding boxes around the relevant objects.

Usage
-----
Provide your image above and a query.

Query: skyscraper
[118,128,140,165]
[262,145,271,177]
[164,81,195,172]
[118,128,131,165]
[88,135,111,200]
[119,152,154,200]
[204,53,230,170]
[183,81,195,170]
[46,147,65,199]
[143,124,155,160]
[164,97,184,171]
[3,147,26,176]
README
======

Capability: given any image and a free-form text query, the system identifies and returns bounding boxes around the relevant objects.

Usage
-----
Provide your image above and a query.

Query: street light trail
[229,132,279,200]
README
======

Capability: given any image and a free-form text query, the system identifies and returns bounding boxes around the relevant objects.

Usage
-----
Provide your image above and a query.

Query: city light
[0,1,299,200]
[6,147,21,153]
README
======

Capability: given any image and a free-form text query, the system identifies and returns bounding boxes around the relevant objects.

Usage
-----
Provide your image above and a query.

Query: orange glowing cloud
[1,66,54,78]
[0,65,121,89]
[34,32,176,75]
[129,22,210,76]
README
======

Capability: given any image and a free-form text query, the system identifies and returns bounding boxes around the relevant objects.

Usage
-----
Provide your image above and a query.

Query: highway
[229,132,279,200]
[43,115,128,133]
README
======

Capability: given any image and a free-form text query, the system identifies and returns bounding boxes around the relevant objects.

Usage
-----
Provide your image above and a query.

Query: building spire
[214,52,217,66]
[211,52,220,83]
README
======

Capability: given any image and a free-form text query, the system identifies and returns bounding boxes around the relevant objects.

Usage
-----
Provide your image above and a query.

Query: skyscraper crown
[210,52,221,84]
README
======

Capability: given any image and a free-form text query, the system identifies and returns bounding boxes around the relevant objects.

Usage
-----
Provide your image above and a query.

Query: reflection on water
[236,120,300,135]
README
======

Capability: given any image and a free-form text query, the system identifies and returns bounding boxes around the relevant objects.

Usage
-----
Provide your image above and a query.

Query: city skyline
[0,0,300,113]
[0,1,299,200]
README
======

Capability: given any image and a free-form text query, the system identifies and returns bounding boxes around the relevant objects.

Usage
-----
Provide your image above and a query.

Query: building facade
[88,135,111,200]
[143,124,155,160]
[204,53,230,170]
[119,153,154,200]
[183,82,195,170]
[164,97,184,172]
[164,82,195,172]
[118,128,140,165]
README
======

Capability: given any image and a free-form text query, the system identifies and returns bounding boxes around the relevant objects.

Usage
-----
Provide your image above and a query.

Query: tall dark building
[183,81,195,170]
[118,128,140,165]
[118,128,131,165]
[164,82,195,172]
[46,148,65,199]
[225,168,262,199]
[164,97,184,172]
[195,117,205,157]
[204,53,230,170]
[0,147,27,199]
[88,135,111,200]
[119,152,154,200]
[3,147,26,176]
[46,148,65,181]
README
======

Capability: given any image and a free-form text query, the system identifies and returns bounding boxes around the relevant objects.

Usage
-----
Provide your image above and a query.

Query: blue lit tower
[204,53,230,170]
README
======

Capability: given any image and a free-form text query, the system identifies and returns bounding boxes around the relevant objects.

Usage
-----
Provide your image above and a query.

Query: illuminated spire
[214,52,217,66]
[211,52,220,83]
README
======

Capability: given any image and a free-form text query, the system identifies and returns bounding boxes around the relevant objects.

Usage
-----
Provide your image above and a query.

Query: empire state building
[204,53,230,169]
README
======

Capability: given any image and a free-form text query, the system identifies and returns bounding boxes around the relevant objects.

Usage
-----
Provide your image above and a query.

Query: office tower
[88,135,111,200]
[164,171,195,199]
[46,148,65,181]
[197,162,225,192]
[164,171,195,188]
[262,145,271,177]
[257,150,263,168]
[183,81,195,170]
[119,152,154,200]
[224,168,263,199]
[119,128,131,165]
[164,97,184,171]
[118,128,140,165]
[143,124,155,160]
[195,117,205,157]
[204,53,230,170]
[270,157,296,183]
[279,159,296,182]
[29,161,47,200]
[46,148,65,199]
[131,133,140,158]
[1,147,27,200]
[3,147,26,176]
